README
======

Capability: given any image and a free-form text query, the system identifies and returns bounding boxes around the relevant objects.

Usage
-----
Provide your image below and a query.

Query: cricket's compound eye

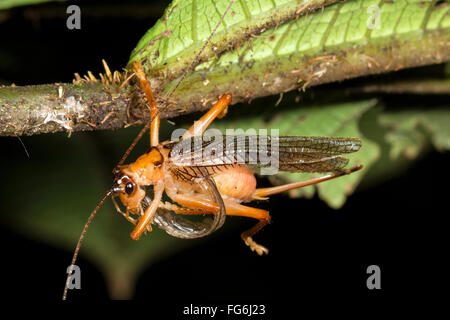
[125,182,135,195]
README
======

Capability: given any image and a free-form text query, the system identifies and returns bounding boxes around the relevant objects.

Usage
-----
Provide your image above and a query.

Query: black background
[0,0,447,312]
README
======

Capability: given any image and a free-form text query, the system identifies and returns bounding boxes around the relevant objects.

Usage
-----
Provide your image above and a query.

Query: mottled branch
[1,0,449,136]
[0,83,138,136]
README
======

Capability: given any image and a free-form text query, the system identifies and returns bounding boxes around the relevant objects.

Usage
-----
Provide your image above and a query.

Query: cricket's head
[112,167,146,213]
[112,147,165,212]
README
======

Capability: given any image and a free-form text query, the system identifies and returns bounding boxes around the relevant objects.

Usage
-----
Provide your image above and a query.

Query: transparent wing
[168,135,361,173]
[148,172,226,239]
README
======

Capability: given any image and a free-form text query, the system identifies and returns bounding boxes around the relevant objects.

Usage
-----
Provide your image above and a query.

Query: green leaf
[131,0,450,78]
[380,109,450,158]
[129,0,341,77]
[128,0,450,112]
[420,110,450,151]
[356,106,450,190]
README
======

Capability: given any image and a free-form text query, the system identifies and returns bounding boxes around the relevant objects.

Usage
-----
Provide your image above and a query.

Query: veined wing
[168,135,361,172]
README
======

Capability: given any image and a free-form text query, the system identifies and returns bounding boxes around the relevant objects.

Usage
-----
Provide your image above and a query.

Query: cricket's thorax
[124,147,166,185]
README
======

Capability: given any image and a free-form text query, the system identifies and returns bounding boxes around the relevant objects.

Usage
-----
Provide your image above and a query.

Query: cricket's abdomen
[213,165,256,202]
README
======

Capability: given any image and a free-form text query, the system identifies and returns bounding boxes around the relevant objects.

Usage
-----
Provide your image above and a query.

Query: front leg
[130,181,164,240]
[112,195,154,232]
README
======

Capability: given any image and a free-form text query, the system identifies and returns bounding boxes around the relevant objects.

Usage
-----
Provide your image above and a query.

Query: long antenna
[63,190,113,300]
[117,0,236,165]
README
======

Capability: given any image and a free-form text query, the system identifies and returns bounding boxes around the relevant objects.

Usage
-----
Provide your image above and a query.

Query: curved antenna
[62,189,113,300]
[116,0,236,166]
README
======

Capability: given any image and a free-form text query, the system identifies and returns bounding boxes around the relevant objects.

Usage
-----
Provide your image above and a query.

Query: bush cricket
[63,0,362,300]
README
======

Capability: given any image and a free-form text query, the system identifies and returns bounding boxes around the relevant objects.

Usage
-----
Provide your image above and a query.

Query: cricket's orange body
[111,70,362,254]
[111,92,269,246]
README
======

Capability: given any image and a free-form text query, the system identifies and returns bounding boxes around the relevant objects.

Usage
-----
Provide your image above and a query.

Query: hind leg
[253,164,363,199]
[166,194,271,255]
[224,200,271,256]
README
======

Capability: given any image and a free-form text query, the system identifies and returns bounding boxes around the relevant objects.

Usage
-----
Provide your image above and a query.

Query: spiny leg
[167,193,271,255]
[224,200,271,256]
[182,93,232,140]
[253,164,363,199]
[132,61,160,147]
